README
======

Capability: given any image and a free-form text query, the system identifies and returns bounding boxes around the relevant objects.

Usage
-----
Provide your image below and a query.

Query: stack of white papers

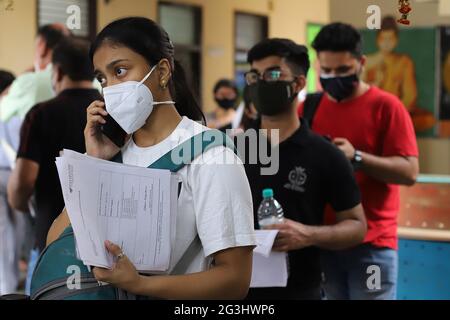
[55,150,178,273]
[250,230,288,288]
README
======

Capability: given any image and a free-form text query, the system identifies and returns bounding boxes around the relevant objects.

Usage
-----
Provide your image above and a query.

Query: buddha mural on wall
[363,16,436,134]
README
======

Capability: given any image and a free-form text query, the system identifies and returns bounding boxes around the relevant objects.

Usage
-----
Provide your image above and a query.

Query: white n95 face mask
[102,65,175,134]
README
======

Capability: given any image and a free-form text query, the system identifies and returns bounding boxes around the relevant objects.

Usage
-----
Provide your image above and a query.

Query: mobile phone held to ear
[100,114,127,148]
[98,98,127,148]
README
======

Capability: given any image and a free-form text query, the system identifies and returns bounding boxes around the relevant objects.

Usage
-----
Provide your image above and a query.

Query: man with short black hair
[241,38,367,300]
[299,22,419,300]
[0,71,14,95]
[0,24,71,122]
[8,39,102,294]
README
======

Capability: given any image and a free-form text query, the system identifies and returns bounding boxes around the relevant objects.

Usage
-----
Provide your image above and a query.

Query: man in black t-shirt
[7,39,101,294]
[241,38,367,300]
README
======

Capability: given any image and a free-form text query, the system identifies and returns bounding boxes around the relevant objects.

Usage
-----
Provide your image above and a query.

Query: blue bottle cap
[262,188,274,198]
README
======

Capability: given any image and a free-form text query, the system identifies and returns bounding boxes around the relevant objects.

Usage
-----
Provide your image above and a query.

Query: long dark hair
[240,85,256,131]
[90,17,205,123]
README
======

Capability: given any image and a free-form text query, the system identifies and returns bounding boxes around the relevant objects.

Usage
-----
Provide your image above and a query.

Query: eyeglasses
[244,69,285,85]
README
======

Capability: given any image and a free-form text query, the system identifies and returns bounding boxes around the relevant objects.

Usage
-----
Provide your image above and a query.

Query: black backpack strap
[303,92,324,128]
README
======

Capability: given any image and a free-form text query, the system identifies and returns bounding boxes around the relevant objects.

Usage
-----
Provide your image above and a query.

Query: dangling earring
[160,79,167,90]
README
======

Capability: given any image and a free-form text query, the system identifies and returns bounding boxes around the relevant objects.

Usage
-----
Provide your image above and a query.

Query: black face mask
[249,80,297,116]
[215,98,236,110]
[320,73,359,102]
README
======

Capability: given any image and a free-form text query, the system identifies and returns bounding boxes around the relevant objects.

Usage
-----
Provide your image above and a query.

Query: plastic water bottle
[257,188,284,228]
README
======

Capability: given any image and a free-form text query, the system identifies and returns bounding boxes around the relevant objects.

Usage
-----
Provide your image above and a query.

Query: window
[38,0,96,39]
[159,2,202,104]
[235,13,268,90]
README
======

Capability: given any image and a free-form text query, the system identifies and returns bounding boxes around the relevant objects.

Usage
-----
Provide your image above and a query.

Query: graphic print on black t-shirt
[237,118,361,296]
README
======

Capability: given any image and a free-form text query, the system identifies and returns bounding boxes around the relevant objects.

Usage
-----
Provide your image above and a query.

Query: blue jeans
[321,244,398,300]
[25,248,40,296]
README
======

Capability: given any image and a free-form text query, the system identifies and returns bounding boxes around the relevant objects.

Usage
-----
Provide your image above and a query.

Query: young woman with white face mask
[46,17,255,300]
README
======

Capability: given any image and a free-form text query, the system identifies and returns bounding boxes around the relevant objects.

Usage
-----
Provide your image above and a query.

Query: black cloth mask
[249,80,297,116]
[215,98,237,110]
[320,73,359,102]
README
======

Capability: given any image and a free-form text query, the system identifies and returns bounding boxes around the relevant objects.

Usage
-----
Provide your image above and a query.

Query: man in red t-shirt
[299,23,419,300]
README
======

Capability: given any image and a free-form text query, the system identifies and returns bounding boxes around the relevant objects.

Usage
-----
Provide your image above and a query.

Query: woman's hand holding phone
[85,100,126,160]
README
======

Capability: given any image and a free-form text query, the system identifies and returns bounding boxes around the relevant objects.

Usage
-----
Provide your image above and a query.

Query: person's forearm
[7,184,32,212]
[359,152,418,186]
[132,265,250,300]
[307,220,366,250]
